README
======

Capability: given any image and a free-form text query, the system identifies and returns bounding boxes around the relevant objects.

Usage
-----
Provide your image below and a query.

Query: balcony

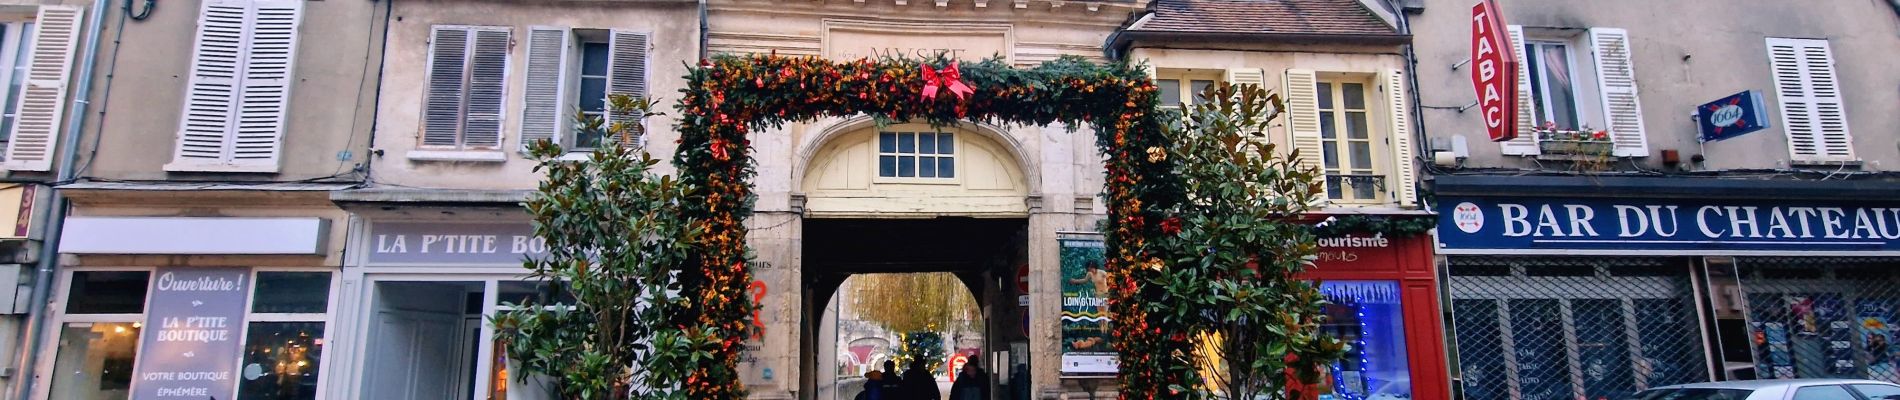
[1535,128,1614,161]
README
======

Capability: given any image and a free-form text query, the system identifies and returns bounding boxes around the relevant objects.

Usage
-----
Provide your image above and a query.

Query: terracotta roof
[1127,0,1397,36]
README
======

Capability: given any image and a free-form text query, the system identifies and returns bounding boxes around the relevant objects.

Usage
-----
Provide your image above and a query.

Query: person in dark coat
[856,371,885,400]
[1010,363,1030,400]
[882,360,904,393]
[948,357,991,400]
[900,359,942,400]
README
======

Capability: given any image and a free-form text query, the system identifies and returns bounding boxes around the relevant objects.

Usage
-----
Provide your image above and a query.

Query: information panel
[131,267,251,399]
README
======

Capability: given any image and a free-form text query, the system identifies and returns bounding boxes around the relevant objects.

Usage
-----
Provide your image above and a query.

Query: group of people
[855,358,992,400]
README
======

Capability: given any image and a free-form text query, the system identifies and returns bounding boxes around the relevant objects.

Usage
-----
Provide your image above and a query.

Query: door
[365,309,462,400]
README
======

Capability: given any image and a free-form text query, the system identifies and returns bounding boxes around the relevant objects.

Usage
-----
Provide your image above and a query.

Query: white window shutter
[607,30,648,144]
[519,26,569,152]
[421,27,470,148]
[1589,28,1648,158]
[1223,68,1266,89]
[1499,25,1541,156]
[169,0,245,170]
[229,0,302,170]
[462,29,508,149]
[1281,69,1325,193]
[2,6,82,172]
[1767,38,1854,163]
[1380,69,1416,207]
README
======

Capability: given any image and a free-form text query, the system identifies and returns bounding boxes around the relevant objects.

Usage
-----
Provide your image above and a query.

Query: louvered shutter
[1380,69,1416,207]
[462,29,507,149]
[421,27,469,148]
[607,30,648,145]
[229,0,302,168]
[1499,25,1540,156]
[1767,38,1854,162]
[169,0,245,170]
[1224,68,1269,138]
[519,27,569,152]
[2,6,82,172]
[1589,28,1647,158]
[1282,69,1325,193]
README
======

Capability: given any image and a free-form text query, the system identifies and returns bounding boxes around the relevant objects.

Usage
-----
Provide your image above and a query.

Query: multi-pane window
[572,39,611,149]
[46,270,334,400]
[1317,79,1381,202]
[1155,75,1215,108]
[1523,41,1581,129]
[0,22,33,158]
[237,272,332,400]
[878,131,955,179]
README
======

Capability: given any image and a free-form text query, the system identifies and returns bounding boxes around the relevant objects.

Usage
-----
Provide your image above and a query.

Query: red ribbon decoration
[921,63,975,102]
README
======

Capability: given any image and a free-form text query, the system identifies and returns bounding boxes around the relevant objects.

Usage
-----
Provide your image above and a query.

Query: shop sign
[1058,236,1115,375]
[1440,196,1900,254]
[131,267,250,400]
[1313,234,1401,272]
[1697,90,1771,142]
[366,221,548,265]
[1471,0,1519,142]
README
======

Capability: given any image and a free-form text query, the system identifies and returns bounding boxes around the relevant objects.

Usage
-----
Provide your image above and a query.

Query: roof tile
[1131,0,1397,36]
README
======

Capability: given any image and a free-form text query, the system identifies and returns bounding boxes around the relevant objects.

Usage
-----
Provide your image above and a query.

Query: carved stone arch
[794,116,1036,217]
[792,115,1038,196]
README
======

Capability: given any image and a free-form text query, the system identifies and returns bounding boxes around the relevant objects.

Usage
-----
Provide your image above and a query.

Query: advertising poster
[1058,236,1114,375]
[1857,300,1900,382]
[131,267,252,400]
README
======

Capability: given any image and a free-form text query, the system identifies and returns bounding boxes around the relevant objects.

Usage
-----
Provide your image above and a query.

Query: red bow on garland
[920,63,975,102]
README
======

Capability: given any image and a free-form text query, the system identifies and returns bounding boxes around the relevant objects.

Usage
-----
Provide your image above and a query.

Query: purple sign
[132,267,250,399]
[366,221,548,266]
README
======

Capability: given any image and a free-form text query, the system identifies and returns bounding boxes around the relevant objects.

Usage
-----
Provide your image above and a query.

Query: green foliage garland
[674,53,1195,399]
[1310,214,1436,238]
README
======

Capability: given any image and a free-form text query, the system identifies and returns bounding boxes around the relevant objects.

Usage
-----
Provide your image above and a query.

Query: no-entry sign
[1471,0,1518,142]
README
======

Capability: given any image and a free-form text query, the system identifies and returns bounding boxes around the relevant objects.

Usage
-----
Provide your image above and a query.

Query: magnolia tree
[1154,82,1347,399]
[491,96,716,400]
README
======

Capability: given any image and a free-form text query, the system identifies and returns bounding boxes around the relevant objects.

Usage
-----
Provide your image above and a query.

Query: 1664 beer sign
[1471,0,1518,142]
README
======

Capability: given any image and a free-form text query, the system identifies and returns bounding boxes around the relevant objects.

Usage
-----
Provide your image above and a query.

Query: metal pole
[11,0,110,396]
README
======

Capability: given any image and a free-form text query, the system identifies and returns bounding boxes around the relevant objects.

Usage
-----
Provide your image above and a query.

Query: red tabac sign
[1471,0,1518,142]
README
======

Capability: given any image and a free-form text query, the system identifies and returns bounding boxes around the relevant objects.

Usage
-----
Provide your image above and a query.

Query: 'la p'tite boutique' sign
[131,267,251,399]
[1439,196,1900,254]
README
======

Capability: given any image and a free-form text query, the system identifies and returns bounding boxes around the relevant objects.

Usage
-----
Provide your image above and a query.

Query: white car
[1633,379,1900,400]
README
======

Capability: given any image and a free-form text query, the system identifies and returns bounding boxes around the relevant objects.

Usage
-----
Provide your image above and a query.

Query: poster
[1857,300,1900,382]
[1058,236,1114,375]
[131,267,251,399]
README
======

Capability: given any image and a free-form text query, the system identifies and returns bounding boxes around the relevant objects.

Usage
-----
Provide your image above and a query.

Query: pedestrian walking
[900,359,942,400]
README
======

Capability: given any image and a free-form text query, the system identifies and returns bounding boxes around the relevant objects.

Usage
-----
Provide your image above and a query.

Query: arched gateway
[664,55,1196,400]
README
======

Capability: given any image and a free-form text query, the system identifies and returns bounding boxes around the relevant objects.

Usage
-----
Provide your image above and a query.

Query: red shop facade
[1301,233,1451,400]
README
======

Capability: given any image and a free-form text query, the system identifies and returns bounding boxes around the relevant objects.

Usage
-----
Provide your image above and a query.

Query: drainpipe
[697,0,708,60]
[11,0,110,396]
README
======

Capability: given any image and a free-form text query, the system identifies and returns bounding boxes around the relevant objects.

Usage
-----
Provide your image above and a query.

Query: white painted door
[364,309,463,400]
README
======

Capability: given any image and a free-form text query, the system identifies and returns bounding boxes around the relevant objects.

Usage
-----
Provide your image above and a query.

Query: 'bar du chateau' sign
[1440,196,1900,254]
[131,267,251,400]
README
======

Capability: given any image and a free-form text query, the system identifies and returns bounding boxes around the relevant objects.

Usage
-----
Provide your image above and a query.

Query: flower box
[1537,139,1614,156]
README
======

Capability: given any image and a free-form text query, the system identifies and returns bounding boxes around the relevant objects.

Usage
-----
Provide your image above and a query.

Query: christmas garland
[1310,214,1437,238]
[673,54,1196,399]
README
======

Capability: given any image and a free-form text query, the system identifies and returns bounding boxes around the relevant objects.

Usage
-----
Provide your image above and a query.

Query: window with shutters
[1154,69,1220,108]
[518,27,650,154]
[1284,69,1416,207]
[1766,38,1855,164]
[0,6,80,172]
[165,0,302,172]
[1504,26,1649,159]
[1316,77,1386,203]
[0,22,34,160]
[414,25,510,158]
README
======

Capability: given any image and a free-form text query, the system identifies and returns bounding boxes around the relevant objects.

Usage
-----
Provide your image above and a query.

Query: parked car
[1632,379,1900,400]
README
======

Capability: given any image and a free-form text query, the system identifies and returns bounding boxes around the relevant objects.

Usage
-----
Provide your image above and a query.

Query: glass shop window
[1320,280,1412,400]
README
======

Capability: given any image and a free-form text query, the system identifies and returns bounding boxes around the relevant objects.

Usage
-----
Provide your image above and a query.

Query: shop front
[1435,178,1900,399]
[325,214,559,400]
[1303,232,1449,400]
[35,208,343,400]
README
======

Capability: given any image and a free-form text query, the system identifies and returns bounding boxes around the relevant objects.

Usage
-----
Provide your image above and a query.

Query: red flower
[1160,217,1182,235]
